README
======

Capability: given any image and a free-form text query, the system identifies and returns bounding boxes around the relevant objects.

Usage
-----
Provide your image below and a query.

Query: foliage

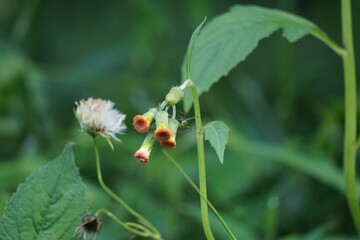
[204,121,230,164]
[0,146,87,239]
[0,0,359,239]
[182,5,331,111]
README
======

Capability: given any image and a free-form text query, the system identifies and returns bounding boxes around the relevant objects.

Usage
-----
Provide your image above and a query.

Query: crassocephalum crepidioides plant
[132,80,236,240]
[74,97,162,240]
[132,19,236,240]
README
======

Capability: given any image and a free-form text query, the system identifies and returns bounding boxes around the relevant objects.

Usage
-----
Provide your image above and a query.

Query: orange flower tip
[154,128,172,141]
[160,140,176,148]
[134,152,149,164]
[133,115,150,133]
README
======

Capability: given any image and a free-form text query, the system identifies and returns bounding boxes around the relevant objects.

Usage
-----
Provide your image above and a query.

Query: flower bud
[160,118,180,148]
[165,86,184,105]
[134,131,156,164]
[133,108,157,133]
[154,110,172,141]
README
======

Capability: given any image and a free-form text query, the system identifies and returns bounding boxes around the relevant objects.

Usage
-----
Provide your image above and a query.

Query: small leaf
[0,146,88,240]
[204,121,230,164]
[182,5,321,111]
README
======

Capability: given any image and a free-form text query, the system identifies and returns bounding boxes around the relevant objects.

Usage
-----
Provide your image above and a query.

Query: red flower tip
[154,128,172,141]
[133,115,150,133]
[134,151,149,164]
[160,139,176,148]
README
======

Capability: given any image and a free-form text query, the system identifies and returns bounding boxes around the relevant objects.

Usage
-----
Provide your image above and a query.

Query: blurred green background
[1,0,360,239]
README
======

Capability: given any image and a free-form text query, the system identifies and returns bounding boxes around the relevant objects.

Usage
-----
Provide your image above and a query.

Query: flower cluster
[133,80,191,164]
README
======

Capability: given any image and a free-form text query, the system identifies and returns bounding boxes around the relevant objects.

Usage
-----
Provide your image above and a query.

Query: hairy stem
[189,81,215,240]
[92,139,162,239]
[341,0,360,235]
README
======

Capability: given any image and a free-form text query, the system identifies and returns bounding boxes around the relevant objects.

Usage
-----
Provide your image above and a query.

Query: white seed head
[75,98,126,141]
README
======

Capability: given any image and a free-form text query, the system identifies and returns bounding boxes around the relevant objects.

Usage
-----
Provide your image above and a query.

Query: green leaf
[204,121,230,164]
[0,146,88,240]
[182,5,319,111]
[185,17,206,80]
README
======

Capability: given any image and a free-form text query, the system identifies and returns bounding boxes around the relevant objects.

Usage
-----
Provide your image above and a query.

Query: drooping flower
[133,108,157,133]
[154,110,172,141]
[160,118,180,148]
[134,131,156,164]
[74,214,102,240]
[75,98,126,146]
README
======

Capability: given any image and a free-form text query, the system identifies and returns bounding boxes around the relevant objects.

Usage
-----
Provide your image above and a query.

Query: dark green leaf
[0,146,88,240]
[204,121,230,164]
[182,5,319,111]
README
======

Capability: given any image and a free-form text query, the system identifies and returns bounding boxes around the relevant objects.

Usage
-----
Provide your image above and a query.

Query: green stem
[92,139,162,239]
[310,29,345,57]
[95,208,154,238]
[162,150,237,240]
[189,81,215,240]
[341,0,360,235]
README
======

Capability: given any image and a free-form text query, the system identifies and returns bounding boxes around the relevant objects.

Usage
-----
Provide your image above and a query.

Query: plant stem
[189,81,215,240]
[95,208,153,238]
[341,0,360,235]
[310,29,345,57]
[92,139,162,239]
[162,150,237,240]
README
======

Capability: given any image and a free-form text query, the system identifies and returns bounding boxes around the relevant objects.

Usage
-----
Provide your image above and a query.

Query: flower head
[74,214,102,240]
[75,98,126,145]
[154,110,172,141]
[133,108,157,133]
[134,131,155,164]
[160,118,180,148]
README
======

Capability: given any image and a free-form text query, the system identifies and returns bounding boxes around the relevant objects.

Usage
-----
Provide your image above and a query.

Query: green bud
[166,87,184,105]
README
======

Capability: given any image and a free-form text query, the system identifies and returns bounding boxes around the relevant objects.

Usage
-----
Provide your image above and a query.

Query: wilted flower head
[74,214,102,240]
[154,110,172,141]
[133,108,157,133]
[134,131,155,164]
[75,98,126,144]
[160,118,180,148]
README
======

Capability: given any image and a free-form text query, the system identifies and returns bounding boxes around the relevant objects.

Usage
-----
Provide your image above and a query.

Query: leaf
[182,5,320,111]
[204,121,230,164]
[0,146,88,240]
[185,17,206,80]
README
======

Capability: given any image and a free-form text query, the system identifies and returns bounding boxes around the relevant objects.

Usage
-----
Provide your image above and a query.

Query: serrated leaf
[0,146,88,240]
[182,5,319,111]
[204,121,230,164]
